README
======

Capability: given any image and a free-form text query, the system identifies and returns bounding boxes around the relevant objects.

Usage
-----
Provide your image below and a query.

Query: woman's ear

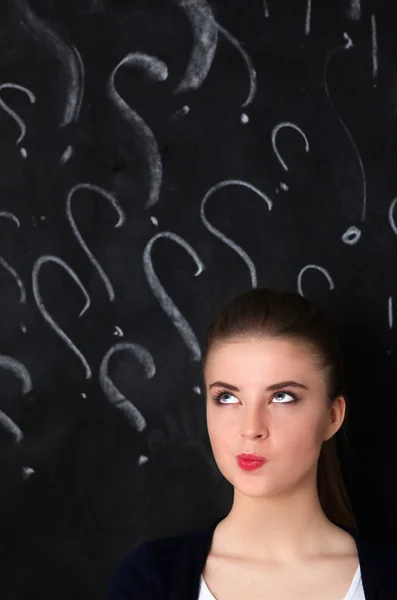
[324,395,346,441]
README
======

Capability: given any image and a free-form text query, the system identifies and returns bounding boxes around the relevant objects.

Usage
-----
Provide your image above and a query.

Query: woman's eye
[272,391,296,403]
[214,392,238,404]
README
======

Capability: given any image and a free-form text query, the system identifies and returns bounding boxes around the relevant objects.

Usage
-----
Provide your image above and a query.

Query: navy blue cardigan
[106,514,397,599]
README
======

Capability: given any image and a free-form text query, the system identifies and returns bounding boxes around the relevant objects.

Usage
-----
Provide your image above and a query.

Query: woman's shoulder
[116,528,198,567]
[128,521,213,564]
[106,521,215,599]
[337,522,397,560]
[108,532,188,582]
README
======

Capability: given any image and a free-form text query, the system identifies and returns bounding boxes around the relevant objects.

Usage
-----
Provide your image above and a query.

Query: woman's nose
[241,406,269,439]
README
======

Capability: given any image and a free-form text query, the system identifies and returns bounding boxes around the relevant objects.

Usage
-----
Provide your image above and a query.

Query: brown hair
[202,287,359,533]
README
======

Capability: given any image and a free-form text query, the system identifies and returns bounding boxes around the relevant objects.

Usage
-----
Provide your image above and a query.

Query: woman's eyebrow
[208,380,309,392]
[266,380,309,391]
[208,381,239,391]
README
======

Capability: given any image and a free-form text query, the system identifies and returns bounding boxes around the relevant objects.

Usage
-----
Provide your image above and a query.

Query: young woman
[106,288,395,599]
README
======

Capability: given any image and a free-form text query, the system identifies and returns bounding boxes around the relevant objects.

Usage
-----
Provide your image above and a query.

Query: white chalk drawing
[341,225,361,245]
[0,355,32,399]
[263,1,270,18]
[22,467,35,479]
[0,355,34,477]
[297,264,335,297]
[32,255,92,379]
[173,0,218,93]
[0,211,27,303]
[174,105,191,118]
[113,326,124,337]
[172,3,256,106]
[388,197,397,237]
[143,231,204,361]
[216,23,257,107]
[0,83,36,158]
[347,0,361,20]
[16,0,84,127]
[60,145,74,164]
[0,257,25,301]
[371,15,378,86]
[0,211,20,228]
[305,0,312,35]
[271,122,310,185]
[388,297,393,329]
[108,52,168,209]
[0,400,24,443]
[324,33,367,224]
[66,183,126,302]
[200,179,273,288]
[99,342,155,433]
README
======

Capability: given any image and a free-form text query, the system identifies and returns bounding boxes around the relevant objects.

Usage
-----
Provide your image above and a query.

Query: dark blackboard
[0,0,396,597]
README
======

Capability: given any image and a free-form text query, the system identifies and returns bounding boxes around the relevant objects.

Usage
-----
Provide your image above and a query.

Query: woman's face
[204,336,345,498]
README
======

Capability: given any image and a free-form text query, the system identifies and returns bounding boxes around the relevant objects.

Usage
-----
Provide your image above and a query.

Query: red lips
[237,453,267,471]
[237,453,267,462]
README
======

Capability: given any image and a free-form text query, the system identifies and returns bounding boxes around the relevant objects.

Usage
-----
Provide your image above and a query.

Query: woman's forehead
[205,336,318,364]
[208,339,322,377]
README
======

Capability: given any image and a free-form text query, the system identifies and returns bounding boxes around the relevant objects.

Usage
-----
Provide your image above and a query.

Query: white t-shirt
[198,563,365,599]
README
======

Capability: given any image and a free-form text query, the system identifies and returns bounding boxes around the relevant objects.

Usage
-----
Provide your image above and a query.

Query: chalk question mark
[0,83,36,158]
[200,179,273,288]
[32,255,92,379]
[172,0,218,95]
[15,0,85,165]
[99,342,155,433]
[172,0,257,121]
[297,264,335,297]
[271,121,309,191]
[0,355,34,479]
[108,52,168,210]
[66,183,126,302]
[323,33,365,245]
[99,342,156,465]
[143,231,205,362]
